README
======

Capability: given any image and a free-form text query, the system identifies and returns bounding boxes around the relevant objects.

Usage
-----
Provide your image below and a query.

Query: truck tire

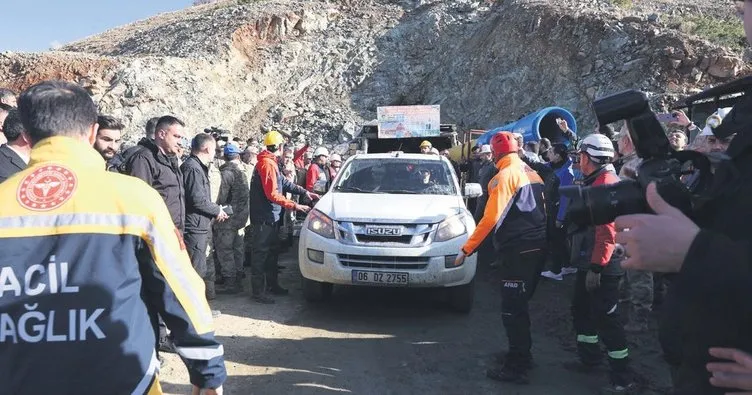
[302,277,333,302]
[448,278,475,314]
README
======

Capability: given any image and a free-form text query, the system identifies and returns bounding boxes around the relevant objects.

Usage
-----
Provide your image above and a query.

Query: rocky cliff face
[0,0,747,146]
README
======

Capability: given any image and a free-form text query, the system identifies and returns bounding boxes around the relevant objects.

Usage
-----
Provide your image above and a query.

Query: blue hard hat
[224,142,242,156]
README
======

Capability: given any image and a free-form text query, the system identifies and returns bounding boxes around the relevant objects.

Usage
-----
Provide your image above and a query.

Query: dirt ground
[159,243,673,395]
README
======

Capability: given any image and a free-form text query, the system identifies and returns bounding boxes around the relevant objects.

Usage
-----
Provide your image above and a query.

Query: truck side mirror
[313,180,328,195]
[463,183,482,198]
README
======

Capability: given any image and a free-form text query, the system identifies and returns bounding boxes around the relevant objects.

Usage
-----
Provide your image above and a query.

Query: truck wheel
[302,277,333,302]
[448,278,475,314]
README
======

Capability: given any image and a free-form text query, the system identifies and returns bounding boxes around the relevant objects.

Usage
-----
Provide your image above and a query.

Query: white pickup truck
[297,152,482,313]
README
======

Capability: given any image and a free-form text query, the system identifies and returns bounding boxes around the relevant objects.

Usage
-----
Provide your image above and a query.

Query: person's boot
[624,307,649,332]
[252,293,275,304]
[494,351,535,370]
[214,275,226,286]
[269,284,289,296]
[602,360,637,394]
[205,281,216,301]
[218,276,243,295]
[486,362,530,384]
[158,336,177,354]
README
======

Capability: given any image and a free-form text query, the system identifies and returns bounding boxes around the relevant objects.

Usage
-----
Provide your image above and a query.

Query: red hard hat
[490,131,518,155]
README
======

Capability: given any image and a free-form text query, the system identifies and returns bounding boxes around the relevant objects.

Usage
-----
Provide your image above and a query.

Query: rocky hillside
[0,0,747,146]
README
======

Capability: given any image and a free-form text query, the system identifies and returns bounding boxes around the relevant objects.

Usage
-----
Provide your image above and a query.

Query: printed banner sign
[376,105,441,139]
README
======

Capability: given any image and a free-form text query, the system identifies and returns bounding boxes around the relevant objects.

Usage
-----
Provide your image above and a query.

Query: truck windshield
[333,158,457,195]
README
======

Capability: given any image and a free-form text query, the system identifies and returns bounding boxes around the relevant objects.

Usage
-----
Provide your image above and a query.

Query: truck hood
[316,193,464,224]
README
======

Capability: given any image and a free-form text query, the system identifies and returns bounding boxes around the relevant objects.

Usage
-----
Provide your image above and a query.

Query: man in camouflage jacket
[215,143,250,294]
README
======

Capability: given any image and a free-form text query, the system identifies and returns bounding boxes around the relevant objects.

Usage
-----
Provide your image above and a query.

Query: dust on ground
[159,244,672,394]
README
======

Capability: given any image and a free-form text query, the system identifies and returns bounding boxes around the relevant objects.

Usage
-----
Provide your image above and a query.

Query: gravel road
[159,244,673,395]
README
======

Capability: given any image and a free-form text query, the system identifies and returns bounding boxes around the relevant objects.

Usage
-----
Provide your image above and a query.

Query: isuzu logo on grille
[365,226,403,236]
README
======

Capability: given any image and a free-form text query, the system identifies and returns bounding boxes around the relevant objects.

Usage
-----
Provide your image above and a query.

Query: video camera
[560,90,712,226]
[204,127,231,142]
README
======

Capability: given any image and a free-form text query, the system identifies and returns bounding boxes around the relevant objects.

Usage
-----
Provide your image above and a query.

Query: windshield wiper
[335,186,374,193]
[382,189,419,194]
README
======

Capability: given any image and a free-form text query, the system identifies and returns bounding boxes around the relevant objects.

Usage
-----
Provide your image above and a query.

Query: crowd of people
[447,103,748,393]
[0,83,354,394]
[1,3,752,393]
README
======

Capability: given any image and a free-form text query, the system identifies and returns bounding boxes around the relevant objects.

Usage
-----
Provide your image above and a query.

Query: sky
[2,0,190,52]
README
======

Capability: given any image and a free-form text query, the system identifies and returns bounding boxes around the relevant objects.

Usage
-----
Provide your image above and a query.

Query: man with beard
[93,115,124,171]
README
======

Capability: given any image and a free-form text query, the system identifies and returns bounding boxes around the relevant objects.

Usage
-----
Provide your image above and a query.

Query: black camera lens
[560,180,648,226]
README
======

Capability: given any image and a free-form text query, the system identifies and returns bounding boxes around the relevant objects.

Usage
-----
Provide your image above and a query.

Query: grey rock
[0,0,745,145]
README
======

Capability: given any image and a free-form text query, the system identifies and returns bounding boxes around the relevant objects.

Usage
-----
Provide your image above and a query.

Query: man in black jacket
[124,115,189,356]
[615,4,752,393]
[0,108,29,183]
[125,116,187,231]
[181,133,228,303]
[118,116,160,172]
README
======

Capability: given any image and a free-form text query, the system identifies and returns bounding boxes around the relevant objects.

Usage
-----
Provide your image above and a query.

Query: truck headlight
[434,214,467,242]
[307,209,335,239]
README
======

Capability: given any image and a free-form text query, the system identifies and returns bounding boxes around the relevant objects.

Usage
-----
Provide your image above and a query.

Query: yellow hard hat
[420,140,432,148]
[263,130,284,147]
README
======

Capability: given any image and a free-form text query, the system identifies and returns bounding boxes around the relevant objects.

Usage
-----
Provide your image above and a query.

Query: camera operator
[614,4,752,393]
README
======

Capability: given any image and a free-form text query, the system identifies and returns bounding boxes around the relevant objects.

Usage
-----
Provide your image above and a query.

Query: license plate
[365,226,403,236]
[352,270,409,286]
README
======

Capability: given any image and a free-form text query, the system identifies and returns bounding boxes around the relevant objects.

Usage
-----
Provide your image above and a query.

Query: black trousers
[546,224,570,274]
[184,231,210,278]
[572,271,631,384]
[466,197,477,215]
[499,244,547,364]
[251,222,281,295]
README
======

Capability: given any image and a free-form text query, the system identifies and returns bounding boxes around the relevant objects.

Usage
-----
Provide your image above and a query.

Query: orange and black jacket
[0,137,226,394]
[462,154,547,255]
[250,150,307,224]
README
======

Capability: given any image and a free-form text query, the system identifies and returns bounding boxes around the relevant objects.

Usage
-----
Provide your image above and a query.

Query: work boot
[494,352,535,370]
[252,294,275,304]
[158,337,177,354]
[205,281,216,301]
[600,381,638,394]
[269,285,289,296]
[486,363,529,385]
[218,277,243,295]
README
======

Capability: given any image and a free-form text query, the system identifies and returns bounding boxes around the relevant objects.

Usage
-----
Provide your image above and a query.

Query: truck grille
[338,254,429,270]
[336,222,436,247]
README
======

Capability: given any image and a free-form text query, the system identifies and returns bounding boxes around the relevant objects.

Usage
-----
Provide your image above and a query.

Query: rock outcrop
[0,0,747,145]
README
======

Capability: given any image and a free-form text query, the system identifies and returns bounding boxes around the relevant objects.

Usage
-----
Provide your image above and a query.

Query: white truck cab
[298,152,482,313]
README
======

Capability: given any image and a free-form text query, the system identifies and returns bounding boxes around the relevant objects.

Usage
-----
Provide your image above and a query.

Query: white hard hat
[330,153,342,162]
[579,134,615,163]
[701,107,734,136]
[480,144,492,154]
[313,147,329,157]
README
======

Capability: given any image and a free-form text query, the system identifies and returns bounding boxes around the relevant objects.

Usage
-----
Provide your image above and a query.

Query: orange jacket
[462,154,547,255]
